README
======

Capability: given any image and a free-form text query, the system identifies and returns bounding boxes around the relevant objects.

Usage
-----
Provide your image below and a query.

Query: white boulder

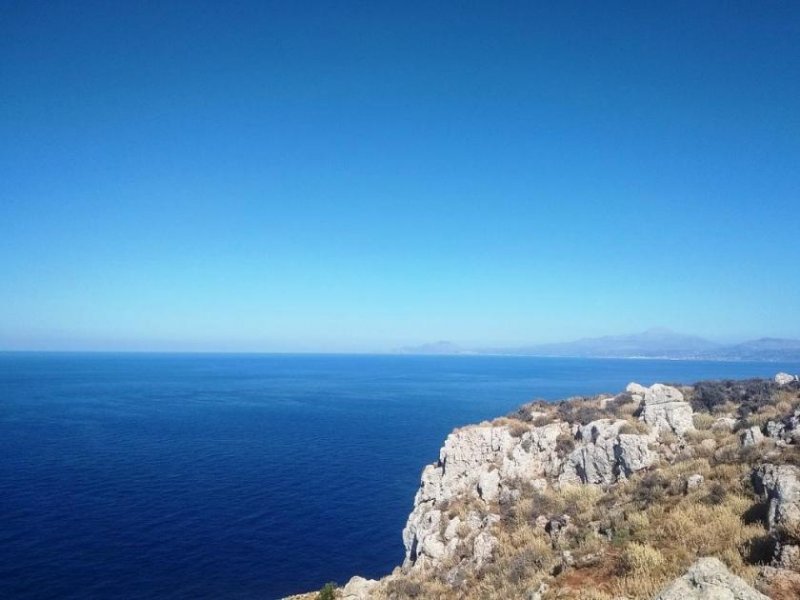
[775,372,798,386]
[740,426,765,447]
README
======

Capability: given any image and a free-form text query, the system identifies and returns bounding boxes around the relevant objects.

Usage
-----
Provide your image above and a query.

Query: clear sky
[1,1,799,352]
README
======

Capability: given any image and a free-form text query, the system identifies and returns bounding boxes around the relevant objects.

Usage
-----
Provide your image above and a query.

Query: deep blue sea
[2,353,799,599]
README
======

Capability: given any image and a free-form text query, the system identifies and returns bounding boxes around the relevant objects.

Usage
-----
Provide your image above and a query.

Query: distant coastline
[397,329,800,362]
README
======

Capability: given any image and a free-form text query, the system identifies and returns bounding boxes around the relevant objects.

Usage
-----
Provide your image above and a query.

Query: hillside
[295,372,800,599]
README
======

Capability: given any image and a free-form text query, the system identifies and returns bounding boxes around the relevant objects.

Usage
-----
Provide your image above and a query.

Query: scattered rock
[654,556,768,599]
[700,438,717,453]
[766,410,800,445]
[713,417,738,432]
[740,426,765,447]
[686,473,705,491]
[341,576,379,600]
[767,420,787,441]
[526,581,549,600]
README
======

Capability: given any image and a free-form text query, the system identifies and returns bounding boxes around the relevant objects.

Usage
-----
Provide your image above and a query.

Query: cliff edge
[300,374,800,599]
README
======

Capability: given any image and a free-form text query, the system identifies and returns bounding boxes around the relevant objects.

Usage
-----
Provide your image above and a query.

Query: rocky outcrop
[752,464,800,569]
[637,383,695,436]
[753,464,800,533]
[654,557,768,599]
[327,377,800,599]
[766,409,800,445]
[402,384,672,571]
[402,421,565,569]
[559,418,655,485]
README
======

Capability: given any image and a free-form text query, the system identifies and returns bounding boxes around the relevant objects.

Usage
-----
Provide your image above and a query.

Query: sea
[1,352,799,599]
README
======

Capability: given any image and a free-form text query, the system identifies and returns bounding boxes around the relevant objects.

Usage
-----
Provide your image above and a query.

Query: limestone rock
[775,372,798,386]
[558,419,654,485]
[752,464,800,572]
[752,464,800,533]
[645,383,685,405]
[654,557,768,599]
[615,433,657,476]
[712,417,738,432]
[403,420,569,569]
[686,473,705,491]
[527,581,549,600]
[626,382,648,396]
[443,516,461,541]
[341,576,379,600]
[477,469,501,502]
[640,384,695,437]
[472,531,497,568]
[700,438,717,454]
[766,409,800,444]
[740,426,765,447]
[766,420,786,441]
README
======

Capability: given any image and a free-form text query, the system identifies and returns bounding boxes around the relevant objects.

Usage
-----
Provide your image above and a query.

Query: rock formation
[400,383,691,573]
[296,374,800,600]
[654,557,768,600]
[637,383,695,436]
[753,464,800,570]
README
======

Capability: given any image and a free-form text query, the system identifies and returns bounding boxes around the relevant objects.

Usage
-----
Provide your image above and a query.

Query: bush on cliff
[316,582,336,600]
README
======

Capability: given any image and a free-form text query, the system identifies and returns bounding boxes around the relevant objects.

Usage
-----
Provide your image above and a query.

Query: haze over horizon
[2,2,799,353]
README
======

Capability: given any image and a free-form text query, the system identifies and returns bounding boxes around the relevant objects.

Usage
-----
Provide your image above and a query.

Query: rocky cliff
[300,374,800,600]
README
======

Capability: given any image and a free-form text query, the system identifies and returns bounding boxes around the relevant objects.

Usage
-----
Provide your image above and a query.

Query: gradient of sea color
[2,353,799,599]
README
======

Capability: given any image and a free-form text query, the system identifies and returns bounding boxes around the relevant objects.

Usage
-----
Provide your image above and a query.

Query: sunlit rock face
[402,384,675,571]
[638,383,695,437]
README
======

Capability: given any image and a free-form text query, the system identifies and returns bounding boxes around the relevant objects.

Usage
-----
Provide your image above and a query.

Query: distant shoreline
[1,349,800,364]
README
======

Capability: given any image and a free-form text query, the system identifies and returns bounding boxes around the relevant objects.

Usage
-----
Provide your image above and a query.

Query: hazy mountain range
[397,329,800,362]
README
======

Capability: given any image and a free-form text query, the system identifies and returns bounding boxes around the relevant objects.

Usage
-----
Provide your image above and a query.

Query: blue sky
[1,1,799,352]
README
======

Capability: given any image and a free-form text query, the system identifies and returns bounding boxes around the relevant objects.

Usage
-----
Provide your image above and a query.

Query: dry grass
[619,419,651,435]
[693,412,716,430]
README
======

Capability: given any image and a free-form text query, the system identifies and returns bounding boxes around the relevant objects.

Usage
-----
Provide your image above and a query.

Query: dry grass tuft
[619,419,650,435]
[693,412,716,430]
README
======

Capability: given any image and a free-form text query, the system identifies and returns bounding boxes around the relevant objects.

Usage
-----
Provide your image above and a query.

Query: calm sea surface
[2,353,799,599]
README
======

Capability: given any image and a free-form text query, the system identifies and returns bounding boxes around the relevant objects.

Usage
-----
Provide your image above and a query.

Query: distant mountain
[493,328,720,359]
[396,341,466,355]
[398,330,800,361]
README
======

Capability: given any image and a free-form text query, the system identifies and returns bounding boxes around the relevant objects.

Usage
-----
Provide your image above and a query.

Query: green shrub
[316,582,336,600]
